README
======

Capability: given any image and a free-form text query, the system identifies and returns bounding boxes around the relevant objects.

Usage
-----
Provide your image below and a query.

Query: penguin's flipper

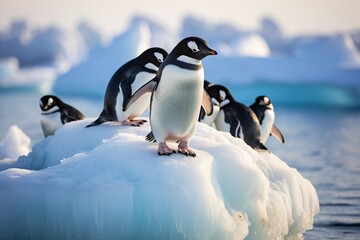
[202,89,213,116]
[120,74,136,109]
[198,107,206,122]
[123,80,157,111]
[61,108,85,124]
[271,124,285,143]
[229,118,242,138]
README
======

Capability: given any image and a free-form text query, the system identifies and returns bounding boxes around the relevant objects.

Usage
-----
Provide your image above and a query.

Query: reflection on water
[0,91,359,239]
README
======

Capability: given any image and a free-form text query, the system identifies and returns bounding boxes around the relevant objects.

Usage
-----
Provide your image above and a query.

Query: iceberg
[0,119,319,239]
[0,20,102,92]
[0,57,56,92]
[49,15,360,108]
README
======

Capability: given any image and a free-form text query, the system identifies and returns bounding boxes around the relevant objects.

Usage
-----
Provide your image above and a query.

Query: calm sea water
[0,90,359,239]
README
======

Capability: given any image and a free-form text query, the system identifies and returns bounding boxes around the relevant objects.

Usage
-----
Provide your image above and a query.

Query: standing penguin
[86,47,168,127]
[206,85,267,150]
[124,36,217,156]
[39,95,85,137]
[249,96,285,144]
[198,80,220,127]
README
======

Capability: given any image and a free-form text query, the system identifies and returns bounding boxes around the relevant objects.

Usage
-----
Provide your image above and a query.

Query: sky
[0,0,360,38]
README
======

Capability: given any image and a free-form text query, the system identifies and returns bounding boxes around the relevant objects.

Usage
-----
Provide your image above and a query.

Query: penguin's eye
[219,90,226,101]
[48,98,53,106]
[187,41,199,53]
[260,97,270,105]
[154,52,163,63]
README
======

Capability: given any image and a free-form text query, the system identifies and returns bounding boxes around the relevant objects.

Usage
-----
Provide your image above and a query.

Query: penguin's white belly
[117,72,155,121]
[201,105,220,127]
[260,109,275,143]
[214,110,231,133]
[40,112,62,137]
[151,65,204,141]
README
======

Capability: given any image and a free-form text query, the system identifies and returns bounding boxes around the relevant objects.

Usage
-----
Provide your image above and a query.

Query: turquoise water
[0,88,360,239]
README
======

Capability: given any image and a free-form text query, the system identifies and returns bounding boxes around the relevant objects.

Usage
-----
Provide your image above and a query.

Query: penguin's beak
[201,46,217,58]
[199,45,217,59]
[208,47,217,56]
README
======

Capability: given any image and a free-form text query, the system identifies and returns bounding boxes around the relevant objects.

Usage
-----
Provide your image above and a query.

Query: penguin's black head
[255,96,272,106]
[139,47,168,68]
[173,36,217,60]
[206,84,234,108]
[39,95,60,111]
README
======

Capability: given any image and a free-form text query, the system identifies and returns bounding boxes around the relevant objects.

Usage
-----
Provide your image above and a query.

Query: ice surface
[0,119,319,239]
[0,125,31,170]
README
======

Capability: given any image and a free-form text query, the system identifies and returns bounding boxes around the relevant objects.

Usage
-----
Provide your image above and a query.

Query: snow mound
[0,125,31,170]
[0,119,319,239]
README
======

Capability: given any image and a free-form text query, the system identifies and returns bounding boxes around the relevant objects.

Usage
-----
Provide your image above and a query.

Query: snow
[0,125,31,170]
[0,119,319,239]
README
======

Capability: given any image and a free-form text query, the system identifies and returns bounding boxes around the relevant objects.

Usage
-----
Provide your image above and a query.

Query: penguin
[39,95,85,137]
[124,36,217,157]
[206,84,268,150]
[86,47,168,128]
[249,96,285,144]
[198,80,220,127]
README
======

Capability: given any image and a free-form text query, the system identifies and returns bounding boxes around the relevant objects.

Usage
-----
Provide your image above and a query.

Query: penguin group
[39,36,284,157]
[199,82,284,150]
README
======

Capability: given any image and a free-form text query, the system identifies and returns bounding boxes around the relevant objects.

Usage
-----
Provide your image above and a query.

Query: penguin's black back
[221,102,266,150]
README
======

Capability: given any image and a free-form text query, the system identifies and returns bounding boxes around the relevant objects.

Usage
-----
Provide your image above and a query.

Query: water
[0,90,360,239]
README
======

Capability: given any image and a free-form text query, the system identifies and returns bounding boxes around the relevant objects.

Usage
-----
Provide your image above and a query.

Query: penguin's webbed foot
[158,142,176,156]
[178,141,196,157]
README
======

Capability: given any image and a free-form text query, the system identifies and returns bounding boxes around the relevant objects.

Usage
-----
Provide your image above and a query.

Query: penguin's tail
[254,141,268,151]
[85,109,116,128]
[145,131,156,143]
[85,117,105,128]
